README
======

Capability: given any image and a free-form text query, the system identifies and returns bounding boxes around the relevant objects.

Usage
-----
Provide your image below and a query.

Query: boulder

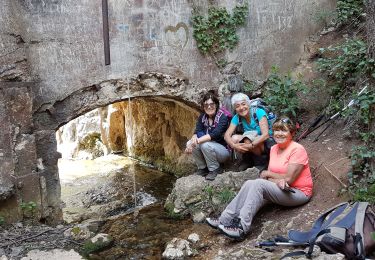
[162,238,193,260]
[21,249,83,260]
[165,168,259,219]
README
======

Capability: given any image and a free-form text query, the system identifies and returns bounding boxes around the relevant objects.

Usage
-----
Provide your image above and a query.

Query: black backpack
[282,202,375,259]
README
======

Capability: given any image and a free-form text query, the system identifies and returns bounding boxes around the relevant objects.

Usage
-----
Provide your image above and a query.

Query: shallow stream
[59,155,192,259]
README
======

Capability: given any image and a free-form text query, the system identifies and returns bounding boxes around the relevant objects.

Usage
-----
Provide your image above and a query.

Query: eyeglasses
[204,103,216,109]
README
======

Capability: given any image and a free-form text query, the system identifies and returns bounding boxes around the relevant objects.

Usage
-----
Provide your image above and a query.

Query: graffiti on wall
[164,22,189,57]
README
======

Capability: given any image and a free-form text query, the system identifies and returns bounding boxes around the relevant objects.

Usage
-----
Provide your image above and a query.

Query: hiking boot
[206,217,220,229]
[205,167,223,181]
[196,167,208,177]
[218,217,245,240]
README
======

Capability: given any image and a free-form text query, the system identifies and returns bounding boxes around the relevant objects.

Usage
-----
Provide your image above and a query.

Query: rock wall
[0,83,59,223]
[57,97,199,170]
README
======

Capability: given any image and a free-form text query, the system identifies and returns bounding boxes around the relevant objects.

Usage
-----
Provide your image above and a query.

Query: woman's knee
[231,135,242,144]
[243,179,269,189]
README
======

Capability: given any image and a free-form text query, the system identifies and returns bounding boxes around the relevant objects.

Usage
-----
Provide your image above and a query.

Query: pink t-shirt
[268,141,313,197]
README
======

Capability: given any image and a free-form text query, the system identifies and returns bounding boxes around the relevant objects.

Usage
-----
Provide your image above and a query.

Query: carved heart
[164,22,189,50]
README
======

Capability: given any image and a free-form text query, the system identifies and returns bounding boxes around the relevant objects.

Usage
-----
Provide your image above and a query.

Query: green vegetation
[191,3,248,67]
[316,2,374,202]
[353,183,375,203]
[203,185,236,212]
[336,0,364,26]
[81,237,112,256]
[217,187,236,204]
[71,226,82,236]
[164,202,183,219]
[317,39,375,114]
[0,215,4,226]
[317,39,374,84]
[20,201,37,218]
[263,66,307,119]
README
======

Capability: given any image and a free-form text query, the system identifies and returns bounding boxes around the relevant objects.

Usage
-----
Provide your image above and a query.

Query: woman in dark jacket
[185,92,230,180]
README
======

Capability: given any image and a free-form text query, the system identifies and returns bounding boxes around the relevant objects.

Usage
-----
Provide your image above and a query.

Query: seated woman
[224,93,275,172]
[206,117,313,239]
[185,92,231,181]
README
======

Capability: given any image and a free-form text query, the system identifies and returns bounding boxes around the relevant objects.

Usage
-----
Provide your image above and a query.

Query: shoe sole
[206,219,219,229]
[218,226,245,241]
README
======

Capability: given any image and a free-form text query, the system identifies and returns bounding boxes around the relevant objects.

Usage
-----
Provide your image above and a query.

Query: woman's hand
[233,143,250,153]
[191,135,198,146]
[276,179,288,190]
[185,145,193,154]
[260,170,270,179]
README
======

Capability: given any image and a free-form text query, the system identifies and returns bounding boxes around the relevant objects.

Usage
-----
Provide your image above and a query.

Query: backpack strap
[288,202,348,243]
[250,106,258,124]
[214,109,224,127]
[355,202,368,239]
[354,202,368,259]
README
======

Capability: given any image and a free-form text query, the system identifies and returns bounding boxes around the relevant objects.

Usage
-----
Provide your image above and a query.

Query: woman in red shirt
[206,117,313,240]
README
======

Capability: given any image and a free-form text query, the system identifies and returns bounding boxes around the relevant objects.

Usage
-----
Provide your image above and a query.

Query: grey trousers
[219,179,311,233]
[189,141,230,171]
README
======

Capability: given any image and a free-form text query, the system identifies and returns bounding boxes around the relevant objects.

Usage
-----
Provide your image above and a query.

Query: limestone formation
[57,98,198,174]
[165,168,259,219]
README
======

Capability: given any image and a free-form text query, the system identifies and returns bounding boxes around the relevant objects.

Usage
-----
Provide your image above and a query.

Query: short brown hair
[272,117,297,135]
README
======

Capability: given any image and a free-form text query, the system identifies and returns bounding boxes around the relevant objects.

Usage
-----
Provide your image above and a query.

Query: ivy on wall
[191,3,248,66]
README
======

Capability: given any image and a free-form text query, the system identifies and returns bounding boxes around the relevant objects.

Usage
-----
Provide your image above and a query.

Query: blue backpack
[249,98,277,129]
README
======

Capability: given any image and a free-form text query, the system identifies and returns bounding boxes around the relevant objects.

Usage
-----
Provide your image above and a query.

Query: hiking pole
[298,85,368,141]
[296,114,325,141]
[312,85,368,142]
[255,241,309,247]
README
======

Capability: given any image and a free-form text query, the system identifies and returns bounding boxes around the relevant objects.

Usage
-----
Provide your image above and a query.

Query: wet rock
[187,233,199,244]
[21,249,83,260]
[83,233,113,255]
[64,225,93,240]
[10,247,23,258]
[162,238,193,259]
[0,176,15,201]
[165,168,259,218]
[80,219,105,233]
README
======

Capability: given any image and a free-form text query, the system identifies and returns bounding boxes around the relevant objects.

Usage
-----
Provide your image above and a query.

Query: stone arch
[32,72,202,223]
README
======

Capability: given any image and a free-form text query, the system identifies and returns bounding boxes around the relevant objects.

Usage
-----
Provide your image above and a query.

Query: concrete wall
[0,0,336,223]
[3,0,335,109]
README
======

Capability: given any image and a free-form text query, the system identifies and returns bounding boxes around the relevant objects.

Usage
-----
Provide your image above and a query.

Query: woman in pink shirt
[206,117,313,240]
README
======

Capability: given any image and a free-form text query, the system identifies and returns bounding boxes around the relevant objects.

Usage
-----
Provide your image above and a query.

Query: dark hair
[272,117,297,135]
[200,91,220,112]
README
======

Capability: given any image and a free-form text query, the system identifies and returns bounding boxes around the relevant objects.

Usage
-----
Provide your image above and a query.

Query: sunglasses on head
[280,118,292,124]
